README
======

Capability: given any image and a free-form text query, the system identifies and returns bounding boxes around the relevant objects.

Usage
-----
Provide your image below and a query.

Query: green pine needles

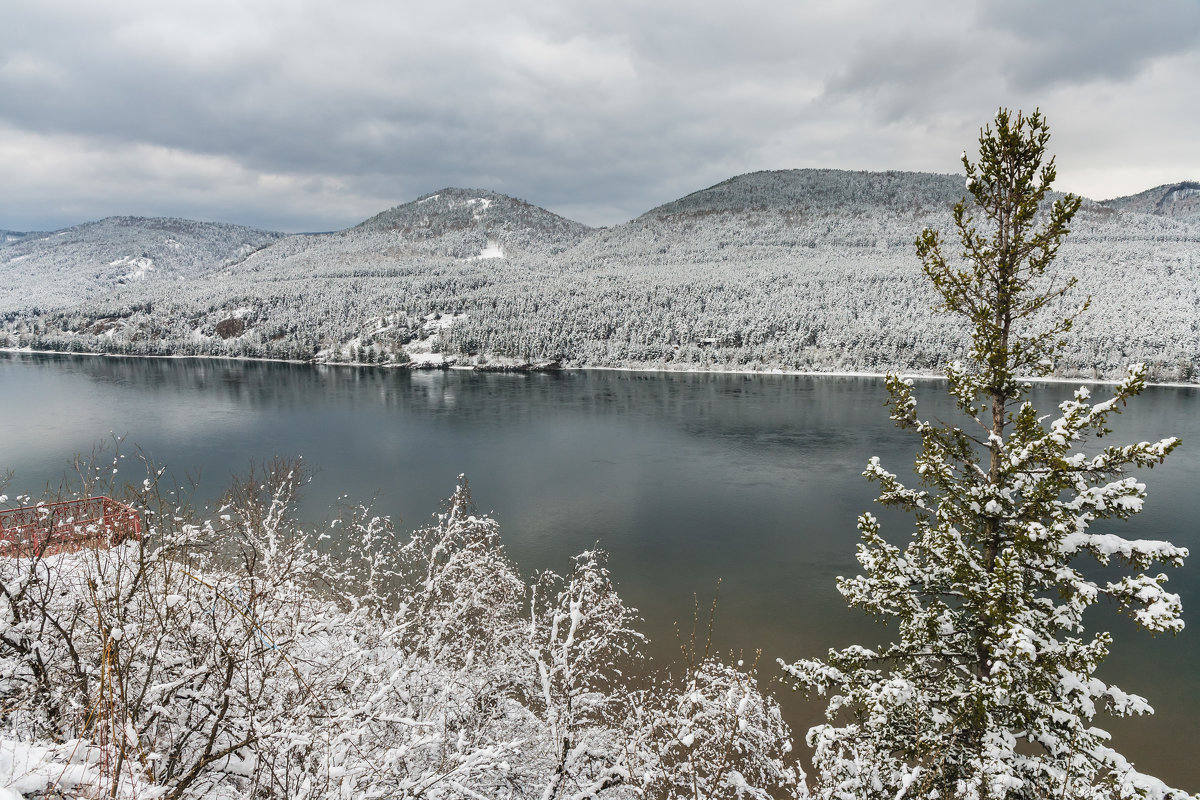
[782,110,1191,800]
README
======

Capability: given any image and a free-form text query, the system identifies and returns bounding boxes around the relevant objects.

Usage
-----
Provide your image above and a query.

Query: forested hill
[1100,181,1200,223]
[641,169,964,219]
[354,188,592,255]
[0,216,282,311]
[2,170,1198,382]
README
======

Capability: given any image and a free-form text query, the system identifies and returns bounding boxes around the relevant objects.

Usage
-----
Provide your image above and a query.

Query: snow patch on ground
[468,197,492,221]
[0,737,149,798]
[109,255,155,282]
[421,312,466,333]
[394,312,469,366]
[407,350,450,366]
[470,239,504,260]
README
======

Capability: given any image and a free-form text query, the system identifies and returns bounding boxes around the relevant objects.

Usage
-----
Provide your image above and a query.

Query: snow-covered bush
[634,655,802,800]
[526,547,645,797]
[0,460,801,799]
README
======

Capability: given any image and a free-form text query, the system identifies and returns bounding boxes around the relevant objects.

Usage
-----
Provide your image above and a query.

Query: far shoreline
[2,346,1197,390]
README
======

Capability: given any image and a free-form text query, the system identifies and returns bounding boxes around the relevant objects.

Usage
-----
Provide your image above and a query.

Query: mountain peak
[354,188,589,241]
[639,169,966,220]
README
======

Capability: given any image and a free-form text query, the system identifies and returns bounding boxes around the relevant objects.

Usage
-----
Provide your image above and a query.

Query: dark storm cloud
[977,0,1200,89]
[820,1,1200,124]
[1,0,1197,232]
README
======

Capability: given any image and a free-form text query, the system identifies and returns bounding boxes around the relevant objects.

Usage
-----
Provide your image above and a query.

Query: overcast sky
[2,0,1198,232]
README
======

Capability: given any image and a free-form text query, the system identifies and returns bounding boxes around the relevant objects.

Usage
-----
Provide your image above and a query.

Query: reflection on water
[1,352,1197,790]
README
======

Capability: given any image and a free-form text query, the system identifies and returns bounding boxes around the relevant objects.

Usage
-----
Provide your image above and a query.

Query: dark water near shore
[2,352,1197,790]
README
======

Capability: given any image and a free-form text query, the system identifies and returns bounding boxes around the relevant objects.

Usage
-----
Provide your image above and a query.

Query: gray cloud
[1,0,1197,232]
[977,0,1200,89]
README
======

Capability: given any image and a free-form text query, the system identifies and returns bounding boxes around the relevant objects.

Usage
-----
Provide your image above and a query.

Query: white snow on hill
[0,216,281,310]
[2,171,1198,382]
[472,239,504,259]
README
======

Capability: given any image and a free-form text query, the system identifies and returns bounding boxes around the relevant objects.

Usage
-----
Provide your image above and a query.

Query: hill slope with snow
[3,171,1198,382]
[1101,181,1200,223]
[641,169,964,219]
[0,217,282,311]
[356,187,591,256]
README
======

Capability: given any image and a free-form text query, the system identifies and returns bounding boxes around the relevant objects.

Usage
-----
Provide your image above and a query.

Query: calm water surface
[2,353,1197,790]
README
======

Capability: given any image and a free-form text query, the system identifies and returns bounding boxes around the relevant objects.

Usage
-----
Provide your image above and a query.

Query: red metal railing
[0,497,142,556]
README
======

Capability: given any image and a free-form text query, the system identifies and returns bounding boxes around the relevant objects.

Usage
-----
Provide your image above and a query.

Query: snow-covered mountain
[355,187,591,257]
[641,169,964,219]
[2,171,1198,382]
[1101,181,1200,223]
[0,216,282,311]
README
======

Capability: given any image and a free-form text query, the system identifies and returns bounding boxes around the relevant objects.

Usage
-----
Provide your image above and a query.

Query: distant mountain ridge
[0,216,281,310]
[1100,181,1200,222]
[2,230,39,245]
[2,169,1198,383]
[641,169,965,219]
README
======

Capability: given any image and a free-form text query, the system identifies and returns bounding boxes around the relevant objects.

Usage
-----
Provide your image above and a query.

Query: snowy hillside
[0,216,282,311]
[2,171,1198,382]
[356,187,592,256]
[642,169,965,219]
[2,230,39,245]
[1101,181,1200,223]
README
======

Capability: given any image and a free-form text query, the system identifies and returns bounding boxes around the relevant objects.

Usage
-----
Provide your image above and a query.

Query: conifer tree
[782,109,1191,800]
